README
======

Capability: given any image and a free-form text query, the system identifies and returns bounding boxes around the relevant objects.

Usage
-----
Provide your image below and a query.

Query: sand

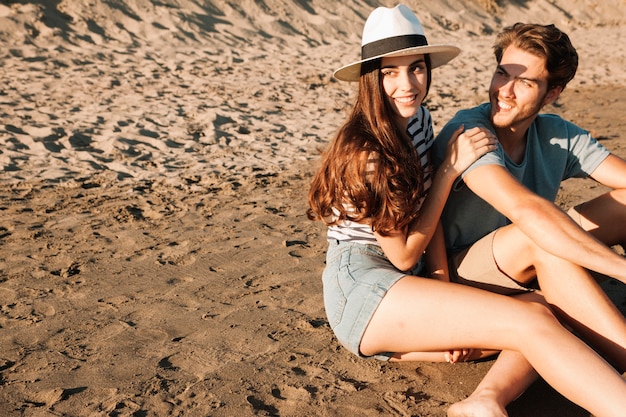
[0,0,625,416]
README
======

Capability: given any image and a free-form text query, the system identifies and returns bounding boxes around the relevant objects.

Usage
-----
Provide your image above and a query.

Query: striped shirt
[327,106,434,244]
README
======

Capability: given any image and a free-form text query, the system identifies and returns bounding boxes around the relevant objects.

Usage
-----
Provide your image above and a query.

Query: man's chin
[490,108,513,128]
[490,114,506,129]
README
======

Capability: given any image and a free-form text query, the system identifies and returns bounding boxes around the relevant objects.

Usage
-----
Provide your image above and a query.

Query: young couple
[307,4,626,417]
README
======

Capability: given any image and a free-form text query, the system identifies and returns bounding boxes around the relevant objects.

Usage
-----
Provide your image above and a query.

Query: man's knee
[571,190,626,244]
[567,204,584,227]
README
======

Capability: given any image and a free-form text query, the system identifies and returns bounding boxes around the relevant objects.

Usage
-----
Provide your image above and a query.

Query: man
[432,23,626,416]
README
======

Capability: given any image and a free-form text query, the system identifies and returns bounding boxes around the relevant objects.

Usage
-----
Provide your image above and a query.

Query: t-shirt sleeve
[434,104,503,177]
[461,146,506,178]
[562,121,610,178]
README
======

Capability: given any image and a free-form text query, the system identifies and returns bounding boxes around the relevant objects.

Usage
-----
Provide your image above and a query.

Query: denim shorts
[322,240,424,361]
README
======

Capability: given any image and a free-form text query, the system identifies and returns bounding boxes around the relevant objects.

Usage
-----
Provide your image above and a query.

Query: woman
[307,5,626,417]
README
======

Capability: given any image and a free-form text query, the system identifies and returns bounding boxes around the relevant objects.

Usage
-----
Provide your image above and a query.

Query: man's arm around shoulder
[464,163,626,283]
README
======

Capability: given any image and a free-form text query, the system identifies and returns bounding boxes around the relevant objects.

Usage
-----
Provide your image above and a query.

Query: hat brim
[333,44,460,82]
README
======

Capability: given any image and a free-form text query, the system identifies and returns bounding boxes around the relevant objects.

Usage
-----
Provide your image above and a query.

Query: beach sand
[0,0,625,415]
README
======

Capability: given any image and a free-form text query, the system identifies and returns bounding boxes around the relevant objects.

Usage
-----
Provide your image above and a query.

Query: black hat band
[361,34,428,60]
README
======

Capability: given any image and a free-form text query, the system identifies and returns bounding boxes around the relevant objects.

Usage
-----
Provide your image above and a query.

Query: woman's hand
[445,348,475,364]
[442,125,498,177]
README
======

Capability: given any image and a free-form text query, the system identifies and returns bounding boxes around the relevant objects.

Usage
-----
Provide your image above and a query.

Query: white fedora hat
[334,5,460,82]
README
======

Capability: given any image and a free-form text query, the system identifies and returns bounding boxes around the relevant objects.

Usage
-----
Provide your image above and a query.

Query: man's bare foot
[447,393,508,417]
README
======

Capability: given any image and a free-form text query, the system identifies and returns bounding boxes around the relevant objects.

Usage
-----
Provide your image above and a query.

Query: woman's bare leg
[360,277,626,417]
[391,294,545,416]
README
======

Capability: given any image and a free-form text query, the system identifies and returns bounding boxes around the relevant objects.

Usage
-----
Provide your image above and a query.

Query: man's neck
[495,126,528,165]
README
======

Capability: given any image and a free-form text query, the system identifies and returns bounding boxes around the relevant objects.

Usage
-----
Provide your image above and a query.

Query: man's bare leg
[447,292,543,417]
[448,350,537,417]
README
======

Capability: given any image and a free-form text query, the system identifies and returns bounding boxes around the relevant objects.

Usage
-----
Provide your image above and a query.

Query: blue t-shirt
[433,103,610,253]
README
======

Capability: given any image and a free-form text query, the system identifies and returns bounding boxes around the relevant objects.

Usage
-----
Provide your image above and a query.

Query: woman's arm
[424,221,450,281]
[376,126,497,271]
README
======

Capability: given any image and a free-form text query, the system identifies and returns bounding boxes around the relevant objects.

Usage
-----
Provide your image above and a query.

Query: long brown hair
[307,58,430,235]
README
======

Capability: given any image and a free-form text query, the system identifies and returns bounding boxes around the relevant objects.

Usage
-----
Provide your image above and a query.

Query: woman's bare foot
[447,392,508,417]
